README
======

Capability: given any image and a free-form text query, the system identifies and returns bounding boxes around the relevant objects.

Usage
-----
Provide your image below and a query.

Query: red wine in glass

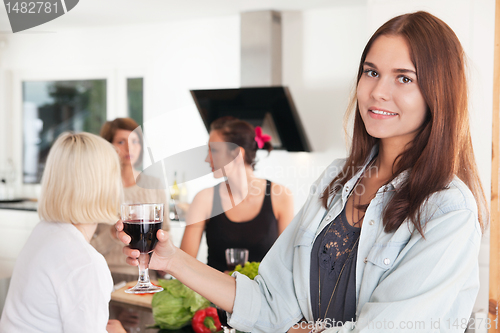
[122,203,164,294]
[123,220,162,253]
[225,248,248,272]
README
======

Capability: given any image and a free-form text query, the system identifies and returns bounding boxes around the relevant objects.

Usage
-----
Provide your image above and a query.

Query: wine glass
[225,248,249,271]
[121,203,164,294]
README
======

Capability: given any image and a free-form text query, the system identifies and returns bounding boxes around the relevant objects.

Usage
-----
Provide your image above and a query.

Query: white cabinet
[0,209,39,279]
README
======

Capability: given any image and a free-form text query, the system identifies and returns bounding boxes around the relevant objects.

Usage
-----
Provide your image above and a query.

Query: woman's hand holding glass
[120,203,165,293]
[116,219,177,273]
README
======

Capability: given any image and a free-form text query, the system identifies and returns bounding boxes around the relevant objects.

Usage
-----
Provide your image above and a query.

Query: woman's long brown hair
[321,11,488,235]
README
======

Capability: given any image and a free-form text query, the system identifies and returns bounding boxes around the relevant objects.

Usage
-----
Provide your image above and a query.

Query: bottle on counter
[169,172,180,221]
[177,172,188,220]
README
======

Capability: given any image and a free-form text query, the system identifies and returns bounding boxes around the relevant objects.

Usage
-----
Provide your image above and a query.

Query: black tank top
[205,180,279,272]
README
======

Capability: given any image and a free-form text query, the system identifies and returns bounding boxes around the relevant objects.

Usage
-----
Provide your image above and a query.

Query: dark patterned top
[310,207,361,324]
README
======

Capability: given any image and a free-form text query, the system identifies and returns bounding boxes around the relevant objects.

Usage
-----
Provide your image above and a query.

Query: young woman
[117,11,487,332]
[0,132,126,333]
[180,117,294,271]
[92,117,169,276]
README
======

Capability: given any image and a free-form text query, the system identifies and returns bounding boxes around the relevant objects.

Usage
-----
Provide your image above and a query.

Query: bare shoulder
[270,182,292,198]
[193,186,215,203]
[270,182,294,207]
[269,182,294,230]
[187,187,215,223]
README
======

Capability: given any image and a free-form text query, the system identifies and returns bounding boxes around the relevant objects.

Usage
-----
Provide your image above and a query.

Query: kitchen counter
[0,200,37,212]
[109,272,196,333]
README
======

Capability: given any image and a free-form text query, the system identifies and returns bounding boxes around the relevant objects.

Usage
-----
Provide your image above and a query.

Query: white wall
[0,0,495,315]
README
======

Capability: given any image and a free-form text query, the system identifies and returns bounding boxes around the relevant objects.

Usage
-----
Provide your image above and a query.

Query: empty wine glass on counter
[225,248,249,271]
[121,203,164,294]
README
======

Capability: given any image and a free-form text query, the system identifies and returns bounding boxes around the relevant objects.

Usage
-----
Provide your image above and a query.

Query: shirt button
[384,258,391,265]
[325,215,331,222]
[369,220,375,225]
[364,258,368,263]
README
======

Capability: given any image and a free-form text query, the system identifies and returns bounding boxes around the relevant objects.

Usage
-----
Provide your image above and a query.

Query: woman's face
[357,35,428,147]
[112,129,141,167]
[205,130,240,179]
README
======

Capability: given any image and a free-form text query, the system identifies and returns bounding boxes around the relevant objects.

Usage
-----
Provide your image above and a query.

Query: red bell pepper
[192,307,222,333]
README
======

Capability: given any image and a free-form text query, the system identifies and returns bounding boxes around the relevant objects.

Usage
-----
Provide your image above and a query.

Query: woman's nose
[371,78,392,101]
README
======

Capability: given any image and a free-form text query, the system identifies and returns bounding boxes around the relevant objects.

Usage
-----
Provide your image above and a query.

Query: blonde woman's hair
[38,132,122,225]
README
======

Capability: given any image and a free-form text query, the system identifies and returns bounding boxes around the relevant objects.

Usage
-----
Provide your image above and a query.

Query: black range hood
[191,86,311,152]
[190,11,312,152]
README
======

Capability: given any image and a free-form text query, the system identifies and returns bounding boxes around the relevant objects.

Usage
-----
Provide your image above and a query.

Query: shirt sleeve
[324,208,481,333]
[228,204,307,332]
[57,258,112,333]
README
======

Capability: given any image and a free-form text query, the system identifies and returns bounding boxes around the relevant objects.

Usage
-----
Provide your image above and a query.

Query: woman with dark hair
[99,117,144,187]
[92,117,169,277]
[180,116,294,271]
[117,11,487,332]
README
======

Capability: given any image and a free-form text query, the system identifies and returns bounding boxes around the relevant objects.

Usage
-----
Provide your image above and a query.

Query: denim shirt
[228,155,481,333]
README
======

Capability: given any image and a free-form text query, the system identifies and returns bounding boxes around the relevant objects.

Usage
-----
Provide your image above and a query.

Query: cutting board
[111,280,158,308]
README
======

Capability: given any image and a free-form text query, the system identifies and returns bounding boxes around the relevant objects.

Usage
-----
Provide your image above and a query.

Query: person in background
[91,117,169,278]
[118,11,488,333]
[180,116,294,271]
[0,132,126,333]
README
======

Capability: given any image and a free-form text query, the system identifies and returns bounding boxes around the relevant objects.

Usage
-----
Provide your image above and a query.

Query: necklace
[317,211,361,323]
[316,158,376,323]
[317,229,360,321]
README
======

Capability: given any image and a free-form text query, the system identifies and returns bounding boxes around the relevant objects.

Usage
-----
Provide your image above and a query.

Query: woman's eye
[398,76,412,84]
[364,69,378,78]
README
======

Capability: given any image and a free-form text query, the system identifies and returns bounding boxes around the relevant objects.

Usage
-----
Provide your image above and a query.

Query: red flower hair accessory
[255,126,272,149]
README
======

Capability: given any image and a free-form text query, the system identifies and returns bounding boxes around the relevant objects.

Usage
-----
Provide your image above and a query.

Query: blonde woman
[0,132,126,333]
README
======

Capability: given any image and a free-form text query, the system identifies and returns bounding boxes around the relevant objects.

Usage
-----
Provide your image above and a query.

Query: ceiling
[0,0,365,33]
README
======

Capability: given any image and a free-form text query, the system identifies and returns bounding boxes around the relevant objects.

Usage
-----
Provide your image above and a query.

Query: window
[22,79,106,183]
[127,78,143,126]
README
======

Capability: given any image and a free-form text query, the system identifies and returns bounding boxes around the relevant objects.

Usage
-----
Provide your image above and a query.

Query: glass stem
[137,253,151,284]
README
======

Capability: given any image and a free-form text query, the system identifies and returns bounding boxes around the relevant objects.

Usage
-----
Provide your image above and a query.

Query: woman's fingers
[106,319,127,333]
[116,221,174,270]
[115,219,123,231]
[123,247,139,266]
[118,232,131,245]
[115,220,131,245]
[125,256,139,266]
[122,246,140,259]
[157,229,167,241]
[149,230,177,272]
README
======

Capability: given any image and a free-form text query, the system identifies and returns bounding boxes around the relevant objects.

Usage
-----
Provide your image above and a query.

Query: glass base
[125,282,163,294]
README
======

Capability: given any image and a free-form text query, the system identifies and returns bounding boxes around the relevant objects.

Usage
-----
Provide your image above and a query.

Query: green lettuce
[151,279,211,330]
